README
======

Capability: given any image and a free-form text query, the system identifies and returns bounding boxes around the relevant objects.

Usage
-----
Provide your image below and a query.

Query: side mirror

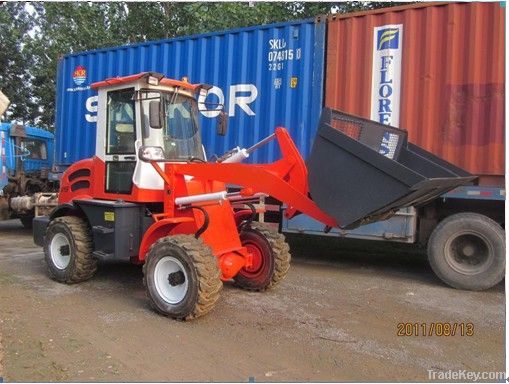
[149,100,163,129]
[217,111,228,136]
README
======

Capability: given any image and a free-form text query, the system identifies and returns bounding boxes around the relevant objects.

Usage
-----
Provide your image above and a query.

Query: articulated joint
[219,251,252,280]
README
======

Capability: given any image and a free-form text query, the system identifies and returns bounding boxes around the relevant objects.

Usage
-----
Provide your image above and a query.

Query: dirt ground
[0,219,504,382]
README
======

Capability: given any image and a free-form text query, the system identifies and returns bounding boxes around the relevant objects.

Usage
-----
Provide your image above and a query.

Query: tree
[0,2,36,123]
[26,2,129,127]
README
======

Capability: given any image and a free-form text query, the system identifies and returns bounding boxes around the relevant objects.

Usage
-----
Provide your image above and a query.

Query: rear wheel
[143,235,222,320]
[428,213,505,291]
[234,222,291,291]
[44,216,97,283]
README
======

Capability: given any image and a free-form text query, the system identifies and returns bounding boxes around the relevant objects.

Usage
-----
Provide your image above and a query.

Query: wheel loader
[33,72,474,320]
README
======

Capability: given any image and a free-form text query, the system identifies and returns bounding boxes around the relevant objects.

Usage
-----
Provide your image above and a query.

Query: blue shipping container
[55,18,325,166]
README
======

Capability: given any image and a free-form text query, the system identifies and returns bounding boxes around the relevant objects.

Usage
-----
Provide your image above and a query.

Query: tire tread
[428,212,505,291]
[45,216,96,284]
[143,235,222,320]
[242,222,291,290]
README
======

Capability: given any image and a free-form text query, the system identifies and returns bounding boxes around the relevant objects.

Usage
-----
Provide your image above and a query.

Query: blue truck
[0,92,56,228]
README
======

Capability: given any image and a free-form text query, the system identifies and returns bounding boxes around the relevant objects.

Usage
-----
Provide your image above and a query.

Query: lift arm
[149,128,339,229]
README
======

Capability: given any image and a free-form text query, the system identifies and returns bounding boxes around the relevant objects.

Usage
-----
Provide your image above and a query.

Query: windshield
[141,91,204,162]
[20,138,48,160]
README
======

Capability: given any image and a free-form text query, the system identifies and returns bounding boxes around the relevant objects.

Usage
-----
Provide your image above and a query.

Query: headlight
[138,146,165,162]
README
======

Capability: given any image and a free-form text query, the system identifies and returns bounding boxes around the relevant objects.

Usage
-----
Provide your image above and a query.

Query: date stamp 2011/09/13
[396,322,474,337]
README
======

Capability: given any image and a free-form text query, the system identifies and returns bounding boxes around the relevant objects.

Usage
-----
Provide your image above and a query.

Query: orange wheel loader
[33,73,474,320]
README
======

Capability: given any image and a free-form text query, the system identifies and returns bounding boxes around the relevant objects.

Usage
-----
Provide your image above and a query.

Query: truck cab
[0,122,55,226]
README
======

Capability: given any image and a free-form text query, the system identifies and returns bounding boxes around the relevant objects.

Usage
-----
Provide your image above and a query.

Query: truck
[32,72,472,320]
[45,2,504,291]
[0,91,57,228]
[288,2,505,291]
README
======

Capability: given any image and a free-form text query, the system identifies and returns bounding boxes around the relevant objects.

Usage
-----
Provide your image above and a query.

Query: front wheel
[427,213,505,291]
[44,216,97,283]
[143,235,222,320]
[234,222,291,291]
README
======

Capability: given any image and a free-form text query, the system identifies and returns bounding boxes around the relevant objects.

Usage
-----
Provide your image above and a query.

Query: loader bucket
[307,108,476,229]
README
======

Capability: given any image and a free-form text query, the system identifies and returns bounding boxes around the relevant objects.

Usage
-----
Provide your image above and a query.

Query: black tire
[234,222,291,291]
[143,235,222,320]
[427,212,505,291]
[19,215,34,229]
[44,216,97,283]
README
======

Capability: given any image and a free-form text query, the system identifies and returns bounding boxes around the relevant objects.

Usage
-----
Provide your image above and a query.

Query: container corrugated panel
[55,18,325,166]
[325,2,504,182]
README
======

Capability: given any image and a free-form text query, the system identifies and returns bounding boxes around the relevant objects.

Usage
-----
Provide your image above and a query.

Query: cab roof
[91,72,200,92]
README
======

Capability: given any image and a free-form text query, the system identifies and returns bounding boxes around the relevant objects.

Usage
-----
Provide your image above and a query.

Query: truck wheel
[428,213,505,291]
[234,222,291,291]
[44,216,97,283]
[143,235,222,320]
[20,215,34,229]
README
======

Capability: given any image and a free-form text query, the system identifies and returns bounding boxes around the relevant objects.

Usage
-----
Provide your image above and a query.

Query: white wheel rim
[154,256,189,304]
[50,233,71,270]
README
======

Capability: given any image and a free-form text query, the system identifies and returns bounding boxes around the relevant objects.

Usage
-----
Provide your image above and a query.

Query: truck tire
[234,222,291,291]
[428,213,505,291]
[44,216,97,283]
[143,235,222,320]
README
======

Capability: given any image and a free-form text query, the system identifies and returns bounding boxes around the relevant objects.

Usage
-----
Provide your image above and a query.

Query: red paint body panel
[58,156,165,204]
[325,2,504,183]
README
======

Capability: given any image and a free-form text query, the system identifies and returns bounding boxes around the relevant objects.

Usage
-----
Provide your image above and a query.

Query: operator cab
[91,72,224,195]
